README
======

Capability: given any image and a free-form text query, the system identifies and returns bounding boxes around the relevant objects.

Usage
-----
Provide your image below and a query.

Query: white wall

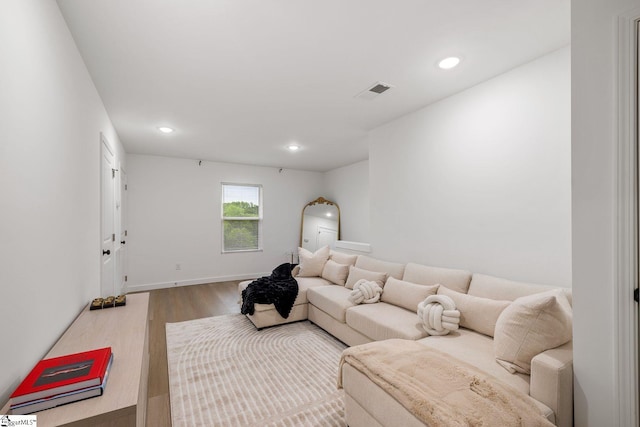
[368,47,571,286]
[0,1,124,405]
[126,155,324,289]
[324,160,370,243]
[571,0,640,424]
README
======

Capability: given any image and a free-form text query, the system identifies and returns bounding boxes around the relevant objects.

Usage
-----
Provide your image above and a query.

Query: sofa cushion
[468,274,572,306]
[417,329,532,395]
[402,263,472,294]
[330,250,358,266]
[380,277,439,312]
[345,266,387,290]
[437,286,510,337]
[321,259,350,285]
[295,276,334,293]
[346,303,428,341]
[494,290,573,374]
[354,255,405,280]
[307,286,354,323]
[297,246,330,277]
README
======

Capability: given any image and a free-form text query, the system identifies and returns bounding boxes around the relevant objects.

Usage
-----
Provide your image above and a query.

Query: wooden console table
[2,293,150,427]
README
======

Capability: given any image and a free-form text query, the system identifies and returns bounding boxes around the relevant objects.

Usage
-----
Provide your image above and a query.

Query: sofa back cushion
[345,266,388,290]
[437,286,511,337]
[321,260,350,286]
[402,263,472,294]
[381,277,439,312]
[354,255,405,280]
[468,274,572,306]
[494,290,573,374]
[330,250,358,267]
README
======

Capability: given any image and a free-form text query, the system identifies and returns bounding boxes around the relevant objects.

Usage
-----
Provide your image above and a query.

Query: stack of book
[9,347,113,415]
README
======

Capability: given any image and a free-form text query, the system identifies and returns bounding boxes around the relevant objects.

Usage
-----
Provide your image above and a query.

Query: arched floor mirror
[300,197,341,252]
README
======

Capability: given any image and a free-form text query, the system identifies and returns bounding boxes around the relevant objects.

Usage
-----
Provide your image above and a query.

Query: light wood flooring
[144,281,241,427]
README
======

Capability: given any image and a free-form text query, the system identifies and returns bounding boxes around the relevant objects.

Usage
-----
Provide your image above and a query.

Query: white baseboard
[124,272,271,293]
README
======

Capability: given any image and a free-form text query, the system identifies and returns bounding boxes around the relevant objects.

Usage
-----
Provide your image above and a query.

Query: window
[222,183,262,252]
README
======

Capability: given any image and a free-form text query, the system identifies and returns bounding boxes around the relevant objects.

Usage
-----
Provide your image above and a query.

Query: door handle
[121,241,126,245]
[103,249,111,256]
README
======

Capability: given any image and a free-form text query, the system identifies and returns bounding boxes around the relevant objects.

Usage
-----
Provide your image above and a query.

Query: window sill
[222,249,264,254]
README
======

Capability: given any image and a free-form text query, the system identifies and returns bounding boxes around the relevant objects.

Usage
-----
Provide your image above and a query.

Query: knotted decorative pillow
[417,294,460,336]
[348,279,383,304]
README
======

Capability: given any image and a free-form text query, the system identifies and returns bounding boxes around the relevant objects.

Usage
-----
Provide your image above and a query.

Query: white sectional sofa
[238,251,573,427]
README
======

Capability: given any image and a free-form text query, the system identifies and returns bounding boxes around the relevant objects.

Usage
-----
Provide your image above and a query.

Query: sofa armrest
[530,341,573,427]
[292,265,300,277]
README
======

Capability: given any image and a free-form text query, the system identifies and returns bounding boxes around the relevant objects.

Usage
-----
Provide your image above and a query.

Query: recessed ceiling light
[438,57,461,70]
[158,126,174,134]
[287,144,300,152]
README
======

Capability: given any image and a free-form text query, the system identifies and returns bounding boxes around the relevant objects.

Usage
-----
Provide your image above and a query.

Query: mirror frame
[299,197,341,247]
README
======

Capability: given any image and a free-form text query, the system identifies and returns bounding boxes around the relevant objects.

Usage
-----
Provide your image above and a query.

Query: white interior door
[101,135,116,297]
[317,226,338,249]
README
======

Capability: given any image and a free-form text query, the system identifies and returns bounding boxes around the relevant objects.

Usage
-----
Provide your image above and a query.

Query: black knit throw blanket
[241,263,299,319]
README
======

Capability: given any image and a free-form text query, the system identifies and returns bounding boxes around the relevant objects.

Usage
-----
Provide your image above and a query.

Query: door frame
[615,9,640,426]
[100,132,117,297]
[119,165,128,293]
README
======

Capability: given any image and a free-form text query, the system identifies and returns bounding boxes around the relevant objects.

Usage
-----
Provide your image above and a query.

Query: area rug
[166,314,347,426]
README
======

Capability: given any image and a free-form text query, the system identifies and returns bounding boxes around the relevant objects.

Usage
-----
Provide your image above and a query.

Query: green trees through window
[223,220,259,251]
[222,185,262,252]
[223,201,259,218]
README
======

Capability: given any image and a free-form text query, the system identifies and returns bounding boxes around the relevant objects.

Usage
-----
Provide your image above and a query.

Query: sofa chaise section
[238,276,331,329]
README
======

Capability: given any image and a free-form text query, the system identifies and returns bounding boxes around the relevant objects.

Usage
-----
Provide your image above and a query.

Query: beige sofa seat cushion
[417,329,532,396]
[297,246,330,277]
[307,286,354,323]
[345,266,387,290]
[346,303,428,341]
[330,250,358,266]
[402,263,472,294]
[355,255,405,280]
[494,290,573,374]
[468,273,572,306]
[380,277,439,312]
[295,276,334,295]
[437,286,510,337]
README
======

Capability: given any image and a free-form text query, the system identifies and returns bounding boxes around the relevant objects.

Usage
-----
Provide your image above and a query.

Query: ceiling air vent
[355,81,394,100]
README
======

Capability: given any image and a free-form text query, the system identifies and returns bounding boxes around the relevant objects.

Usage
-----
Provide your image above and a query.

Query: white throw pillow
[417,294,460,336]
[381,277,439,312]
[437,286,511,338]
[330,250,358,267]
[297,246,330,277]
[494,290,573,374]
[321,259,350,285]
[348,279,383,304]
[344,266,387,290]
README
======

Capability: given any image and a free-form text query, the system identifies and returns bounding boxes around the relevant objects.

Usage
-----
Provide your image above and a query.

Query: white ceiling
[56,0,570,172]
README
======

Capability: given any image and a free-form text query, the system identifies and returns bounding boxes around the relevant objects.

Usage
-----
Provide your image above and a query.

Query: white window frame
[221,183,263,253]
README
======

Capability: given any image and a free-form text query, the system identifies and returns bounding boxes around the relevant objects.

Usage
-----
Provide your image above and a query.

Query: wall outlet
[176,263,181,270]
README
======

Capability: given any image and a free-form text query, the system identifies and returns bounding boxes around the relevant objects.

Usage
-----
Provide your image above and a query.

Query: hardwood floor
[143,281,241,427]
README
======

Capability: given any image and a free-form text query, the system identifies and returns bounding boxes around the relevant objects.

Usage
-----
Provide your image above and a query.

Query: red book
[10,353,114,415]
[10,347,112,406]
